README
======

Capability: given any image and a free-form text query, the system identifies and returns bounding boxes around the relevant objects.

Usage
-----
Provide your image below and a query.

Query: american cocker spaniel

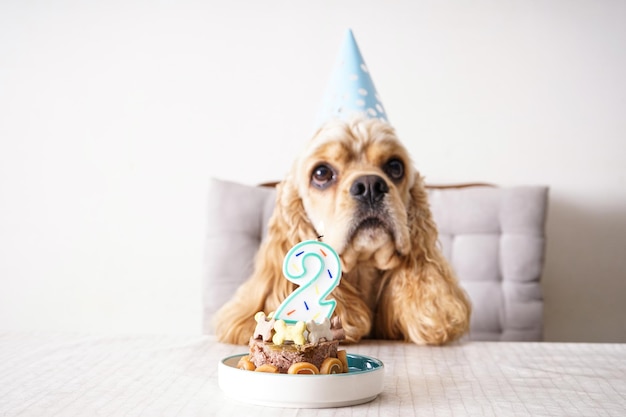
[214,117,471,345]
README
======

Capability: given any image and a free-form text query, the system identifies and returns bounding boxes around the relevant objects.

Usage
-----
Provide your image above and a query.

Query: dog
[214,117,471,345]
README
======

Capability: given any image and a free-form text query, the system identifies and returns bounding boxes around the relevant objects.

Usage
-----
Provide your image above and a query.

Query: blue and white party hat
[316,29,388,126]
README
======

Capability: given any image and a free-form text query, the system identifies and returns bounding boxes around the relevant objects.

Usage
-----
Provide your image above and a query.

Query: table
[1,333,625,416]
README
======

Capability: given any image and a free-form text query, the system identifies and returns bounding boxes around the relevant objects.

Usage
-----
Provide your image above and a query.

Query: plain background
[1,0,625,341]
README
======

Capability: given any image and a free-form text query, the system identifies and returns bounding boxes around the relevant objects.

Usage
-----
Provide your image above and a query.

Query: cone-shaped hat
[316,29,388,126]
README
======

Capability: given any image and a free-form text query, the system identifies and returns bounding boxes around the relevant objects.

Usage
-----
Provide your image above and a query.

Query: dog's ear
[271,178,319,249]
[374,173,471,344]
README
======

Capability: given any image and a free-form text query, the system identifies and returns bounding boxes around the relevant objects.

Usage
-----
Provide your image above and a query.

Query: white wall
[1,0,624,341]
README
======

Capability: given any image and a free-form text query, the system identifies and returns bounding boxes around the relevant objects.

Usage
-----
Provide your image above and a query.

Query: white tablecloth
[1,333,625,416]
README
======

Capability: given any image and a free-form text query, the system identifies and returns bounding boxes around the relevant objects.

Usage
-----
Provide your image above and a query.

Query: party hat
[316,29,388,126]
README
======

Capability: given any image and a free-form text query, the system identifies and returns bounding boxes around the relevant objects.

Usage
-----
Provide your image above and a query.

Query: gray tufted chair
[203,178,548,341]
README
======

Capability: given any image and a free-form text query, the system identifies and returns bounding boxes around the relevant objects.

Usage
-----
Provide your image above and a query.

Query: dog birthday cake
[236,240,349,374]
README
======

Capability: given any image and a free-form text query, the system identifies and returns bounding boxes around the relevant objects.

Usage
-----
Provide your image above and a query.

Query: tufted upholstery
[203,178,548,341]
[428,186,548,341]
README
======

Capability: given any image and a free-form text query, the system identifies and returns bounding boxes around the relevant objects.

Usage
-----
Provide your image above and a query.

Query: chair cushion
[428,186,548,341]
[203,178,276,334]
[203,178,548,341]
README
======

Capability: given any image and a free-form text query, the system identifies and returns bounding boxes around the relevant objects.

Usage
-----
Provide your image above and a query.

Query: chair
[203,178,548,341]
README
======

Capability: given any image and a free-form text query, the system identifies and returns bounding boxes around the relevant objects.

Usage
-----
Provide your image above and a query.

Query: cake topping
[272,319,307,346]
[337,350,349,373]
[236,355,256,371]
[306,318,333,344]
[253,311,275,342]
[254,364,279,373]
[287,362,320,375]
[320,358,344,374]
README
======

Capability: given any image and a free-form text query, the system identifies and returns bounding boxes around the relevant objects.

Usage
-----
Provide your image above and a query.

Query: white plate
[218,353,384,408]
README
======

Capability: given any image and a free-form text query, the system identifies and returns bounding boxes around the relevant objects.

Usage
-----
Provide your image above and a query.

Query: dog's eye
[311,164,336,189]
[383,159,404,181]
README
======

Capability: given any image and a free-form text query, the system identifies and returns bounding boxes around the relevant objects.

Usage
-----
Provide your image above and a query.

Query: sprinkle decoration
[273,240,342,324]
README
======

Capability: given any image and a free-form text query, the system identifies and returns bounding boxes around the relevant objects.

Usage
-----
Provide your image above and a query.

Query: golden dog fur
[214,118,471,345]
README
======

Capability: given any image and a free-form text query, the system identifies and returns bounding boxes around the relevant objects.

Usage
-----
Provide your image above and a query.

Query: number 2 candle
[273,240,342,324]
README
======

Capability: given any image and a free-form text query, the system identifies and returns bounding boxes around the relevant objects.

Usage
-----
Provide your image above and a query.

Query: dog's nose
[350,175,389,206]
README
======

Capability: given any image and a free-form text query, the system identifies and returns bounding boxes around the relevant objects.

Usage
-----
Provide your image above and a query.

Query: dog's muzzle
[348,174,396,239]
